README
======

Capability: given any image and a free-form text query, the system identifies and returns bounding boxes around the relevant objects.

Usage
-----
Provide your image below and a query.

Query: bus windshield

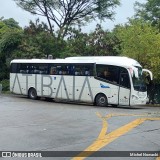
[132,66,147,92]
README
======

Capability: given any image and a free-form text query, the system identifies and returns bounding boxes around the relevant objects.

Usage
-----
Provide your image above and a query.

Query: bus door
[118,68,131,106]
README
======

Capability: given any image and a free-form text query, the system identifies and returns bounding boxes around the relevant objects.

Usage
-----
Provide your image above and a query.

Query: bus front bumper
[131,94,148,105]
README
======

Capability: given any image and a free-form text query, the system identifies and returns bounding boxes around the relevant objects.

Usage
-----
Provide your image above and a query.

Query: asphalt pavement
[0,94,160,160]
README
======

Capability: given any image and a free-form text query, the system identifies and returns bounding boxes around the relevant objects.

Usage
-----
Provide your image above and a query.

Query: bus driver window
[100,68,111,81]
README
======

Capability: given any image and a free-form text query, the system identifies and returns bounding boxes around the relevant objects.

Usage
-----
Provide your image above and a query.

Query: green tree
[0,52,8,81]
[2,18,21,29]
[0,18,22,80]
[14,0,120,39]
[64,27,89,57]
[0,18,22,55]
[0,31,23,56]
[134,0,160,30]
[62,24,120,57]
[15,20,66,59]
[114,19,160,82]
[87,24,120,56]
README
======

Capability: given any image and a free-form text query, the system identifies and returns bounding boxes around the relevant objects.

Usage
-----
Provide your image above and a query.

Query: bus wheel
[95,94,108,107]
[28,88,37,100]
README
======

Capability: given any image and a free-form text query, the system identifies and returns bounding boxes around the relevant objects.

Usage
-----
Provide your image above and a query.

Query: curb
[145,104,160,107]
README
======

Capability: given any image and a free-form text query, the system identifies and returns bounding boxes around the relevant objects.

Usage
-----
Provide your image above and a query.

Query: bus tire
[28,88,37,100]
[95,94,108,107]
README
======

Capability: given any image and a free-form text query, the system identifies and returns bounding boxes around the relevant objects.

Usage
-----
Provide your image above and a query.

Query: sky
[0,0,146,32]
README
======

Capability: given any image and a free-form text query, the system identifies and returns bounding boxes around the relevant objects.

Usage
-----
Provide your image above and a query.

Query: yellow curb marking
[72,113,160,160]
[157,156,160,160]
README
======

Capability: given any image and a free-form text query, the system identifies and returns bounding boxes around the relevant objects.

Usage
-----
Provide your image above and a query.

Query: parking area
[0,94,160,160]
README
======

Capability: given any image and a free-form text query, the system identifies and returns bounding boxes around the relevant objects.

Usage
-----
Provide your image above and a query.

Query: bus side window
[27,64,48,74]
[85,70,90,76]
[50,64,70,75]
[120,68,130,88]
[73,65,82,76]
[73,64,93,76]
[38,64,48,74]
[11,63,18,73]
[49,64,94,76]
[19,64,30,74]
[96,64,119,84]
[50,67,57,75]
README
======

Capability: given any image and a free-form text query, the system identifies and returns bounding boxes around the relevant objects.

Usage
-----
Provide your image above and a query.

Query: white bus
[10,56,153,107]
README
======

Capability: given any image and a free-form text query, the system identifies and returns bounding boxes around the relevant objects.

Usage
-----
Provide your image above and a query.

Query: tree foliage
[62,24,120,57]
[134,0,160,29]
[0,18,23,80]
[13,19,66,59]
[0,18,23,55]
[14,0,120,39]
[114,19,160,82]
[87,24,120,56]
[2,18,21,29]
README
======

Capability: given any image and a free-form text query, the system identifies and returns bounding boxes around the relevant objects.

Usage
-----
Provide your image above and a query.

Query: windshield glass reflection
[132,66,147,92]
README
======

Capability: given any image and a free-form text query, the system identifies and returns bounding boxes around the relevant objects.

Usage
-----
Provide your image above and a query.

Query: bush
[0,79,9,92]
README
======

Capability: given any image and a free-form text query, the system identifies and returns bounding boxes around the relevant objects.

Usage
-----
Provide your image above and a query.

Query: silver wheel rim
[99,97,106,104]
[30,90,36,98]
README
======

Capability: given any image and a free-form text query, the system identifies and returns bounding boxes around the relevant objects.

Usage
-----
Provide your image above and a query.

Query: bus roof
[10,56,141,68]
[65,56,141,67]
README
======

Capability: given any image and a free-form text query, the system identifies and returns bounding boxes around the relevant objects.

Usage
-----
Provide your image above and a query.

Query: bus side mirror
[142,69,153,81]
